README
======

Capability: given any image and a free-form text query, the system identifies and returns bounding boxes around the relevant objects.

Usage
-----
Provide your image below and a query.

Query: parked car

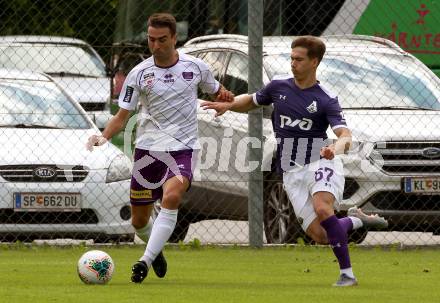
[0,68,133,242]
[164,34,440,243]
[0,35,113,129]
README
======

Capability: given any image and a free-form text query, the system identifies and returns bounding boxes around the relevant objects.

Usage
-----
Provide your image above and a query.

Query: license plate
[404,178,440,194]
[13,193,81,211]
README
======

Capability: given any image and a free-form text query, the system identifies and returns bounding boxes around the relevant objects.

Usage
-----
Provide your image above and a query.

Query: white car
[0,69,133,242]
[0,35,113,129]
[173,34,440,243]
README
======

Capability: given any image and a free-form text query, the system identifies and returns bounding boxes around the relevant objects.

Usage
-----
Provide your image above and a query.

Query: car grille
[369,141,440,175]
[366,191,440,211]
[80,102,106,111]
[0,165,89,182]
[0,209,99,224]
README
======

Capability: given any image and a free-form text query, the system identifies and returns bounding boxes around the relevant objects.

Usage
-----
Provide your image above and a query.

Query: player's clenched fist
[215,86,235,103]
[320,144,335,160]
[86,135,108,151]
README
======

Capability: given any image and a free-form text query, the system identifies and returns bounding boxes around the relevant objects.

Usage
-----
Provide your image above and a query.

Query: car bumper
[0,170,133,237]
[339,156,440,232]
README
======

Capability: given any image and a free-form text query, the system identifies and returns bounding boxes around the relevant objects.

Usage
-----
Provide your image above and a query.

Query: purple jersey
[253,75,347,171]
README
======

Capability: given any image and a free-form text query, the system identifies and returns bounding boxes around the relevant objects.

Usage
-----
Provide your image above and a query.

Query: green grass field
[0,244,439,303]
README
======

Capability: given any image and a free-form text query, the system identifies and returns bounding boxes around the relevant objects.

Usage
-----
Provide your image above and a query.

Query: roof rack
[323,34,405,53]
[184,34,248,46]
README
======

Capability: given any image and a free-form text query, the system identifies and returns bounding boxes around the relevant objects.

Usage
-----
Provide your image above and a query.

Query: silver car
[0,35,113,129]
[168,34,440,244]
[0,69,133,242]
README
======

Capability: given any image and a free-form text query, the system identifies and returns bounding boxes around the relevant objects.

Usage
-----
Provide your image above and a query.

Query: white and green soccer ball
[77,250,114,284]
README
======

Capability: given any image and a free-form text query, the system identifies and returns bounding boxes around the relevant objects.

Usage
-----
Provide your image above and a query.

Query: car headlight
[106,154,132,183]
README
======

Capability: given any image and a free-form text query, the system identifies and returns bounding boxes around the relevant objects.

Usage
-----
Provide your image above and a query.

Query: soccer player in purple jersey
[202,36,388,287]
[86,13,234,283]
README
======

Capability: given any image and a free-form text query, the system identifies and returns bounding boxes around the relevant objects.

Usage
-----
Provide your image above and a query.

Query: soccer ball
[77,250,114,284]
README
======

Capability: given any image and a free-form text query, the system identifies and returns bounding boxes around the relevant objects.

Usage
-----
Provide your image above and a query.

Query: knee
[314,204,333,221]
[131,215,149,230]
[162,191,182,206]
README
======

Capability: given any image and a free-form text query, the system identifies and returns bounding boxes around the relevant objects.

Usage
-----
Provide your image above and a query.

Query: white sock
[348,216,363,230]
[135,218,153,243]
[340,267,355,279]
[140,208,178,267]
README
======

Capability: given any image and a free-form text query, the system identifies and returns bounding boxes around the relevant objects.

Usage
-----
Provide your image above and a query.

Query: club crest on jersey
[306,101,318,113]
[182,71,194,81]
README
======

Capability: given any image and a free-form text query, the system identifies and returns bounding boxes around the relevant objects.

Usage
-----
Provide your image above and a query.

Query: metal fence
[0,0,440,246]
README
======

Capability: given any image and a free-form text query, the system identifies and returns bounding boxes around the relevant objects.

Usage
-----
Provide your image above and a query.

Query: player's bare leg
[131,204,154,243]
[131,204,154,283]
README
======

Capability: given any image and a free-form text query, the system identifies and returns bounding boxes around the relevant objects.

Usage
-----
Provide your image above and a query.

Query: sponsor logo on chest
[143,72,155,88]
[280,115,313,130]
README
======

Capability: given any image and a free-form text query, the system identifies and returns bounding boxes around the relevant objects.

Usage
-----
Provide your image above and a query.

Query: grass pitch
[0,244,439,303]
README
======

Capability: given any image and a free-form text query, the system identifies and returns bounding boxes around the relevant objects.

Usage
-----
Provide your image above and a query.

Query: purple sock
[338,217,353,234]
[321,215,351,269]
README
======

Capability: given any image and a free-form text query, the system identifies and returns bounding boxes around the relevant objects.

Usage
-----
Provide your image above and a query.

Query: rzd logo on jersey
[280,115,313,130]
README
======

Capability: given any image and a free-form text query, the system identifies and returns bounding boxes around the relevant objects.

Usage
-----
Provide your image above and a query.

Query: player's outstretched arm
[201,94,258,117]
[86,108,131,151]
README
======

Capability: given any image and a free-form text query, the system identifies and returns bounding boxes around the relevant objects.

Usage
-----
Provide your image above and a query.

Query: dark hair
[147,13,177,36]
[291,36,326,63]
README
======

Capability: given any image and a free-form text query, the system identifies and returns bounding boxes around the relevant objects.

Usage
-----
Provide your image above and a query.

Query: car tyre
[263,173,311,244]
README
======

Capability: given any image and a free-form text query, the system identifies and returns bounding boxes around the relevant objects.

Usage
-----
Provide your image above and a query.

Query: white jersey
[118,51,220,151]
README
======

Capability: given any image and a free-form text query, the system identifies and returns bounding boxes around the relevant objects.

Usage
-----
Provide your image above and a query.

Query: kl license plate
[404,178,440,194]
[13,193,81,211]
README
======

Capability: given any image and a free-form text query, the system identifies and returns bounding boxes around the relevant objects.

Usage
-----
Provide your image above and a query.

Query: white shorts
[282,158,345,232]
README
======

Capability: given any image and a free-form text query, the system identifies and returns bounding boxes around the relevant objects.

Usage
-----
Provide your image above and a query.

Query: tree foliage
[0,0,118,62]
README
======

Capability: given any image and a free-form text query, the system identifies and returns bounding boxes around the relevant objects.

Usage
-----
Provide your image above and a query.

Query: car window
[193,51,226,99]
[0,44,106,77]
[0,79,91,129]
[224,52,249,95]
[265,53,440,110]
[196,51,226,80]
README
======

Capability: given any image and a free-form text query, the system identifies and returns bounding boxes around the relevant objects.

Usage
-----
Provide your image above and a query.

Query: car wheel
[153,200,191,243]
[263,173,309,244]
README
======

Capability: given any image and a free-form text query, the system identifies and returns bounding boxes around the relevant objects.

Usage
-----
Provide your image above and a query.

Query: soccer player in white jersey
[202,36,388,287]
[86,13,234,283]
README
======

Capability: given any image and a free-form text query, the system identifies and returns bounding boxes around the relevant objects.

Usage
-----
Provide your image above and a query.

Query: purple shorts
[130,148,197,205]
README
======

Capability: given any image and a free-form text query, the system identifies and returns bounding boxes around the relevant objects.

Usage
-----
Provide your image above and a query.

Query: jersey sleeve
[252,81,274,106]
[197,59,220,95]
[118,68,140,111]
[326,97,348,130]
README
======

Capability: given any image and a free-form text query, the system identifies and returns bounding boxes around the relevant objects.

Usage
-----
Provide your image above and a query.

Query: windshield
[265,53,440,110]
[0,44,106,77]
[0,78,91,129]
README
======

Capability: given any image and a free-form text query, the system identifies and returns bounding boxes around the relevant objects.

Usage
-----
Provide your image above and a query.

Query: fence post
[248,0,264,247]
